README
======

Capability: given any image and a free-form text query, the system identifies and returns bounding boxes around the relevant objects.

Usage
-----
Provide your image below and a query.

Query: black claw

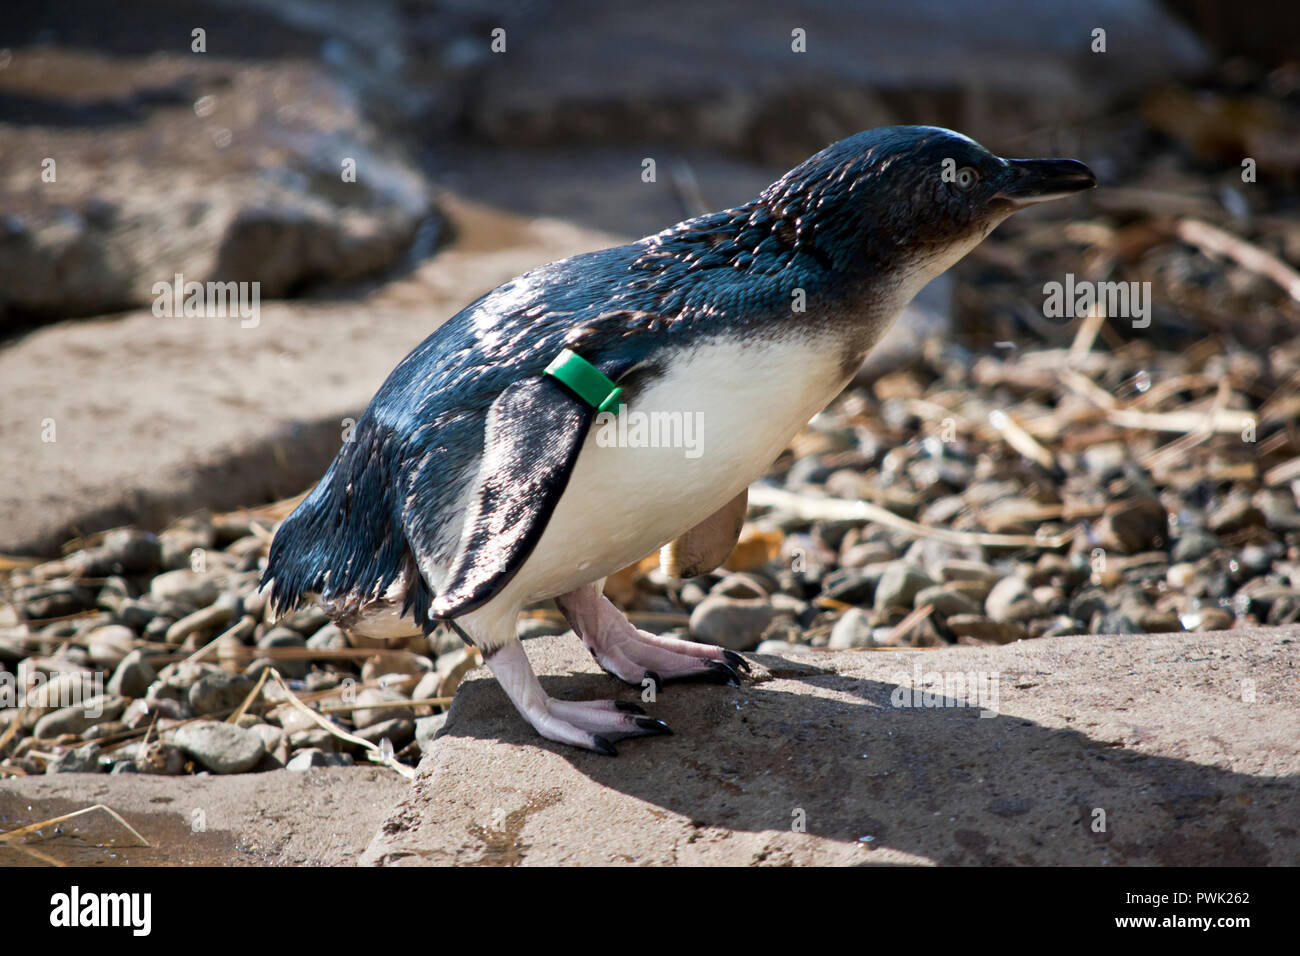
[615,701,646,714]
[644,670,664,694]
[703,661,742,687]
[634,716,673,736]
[591,735,618,756]
[723,650,751,674]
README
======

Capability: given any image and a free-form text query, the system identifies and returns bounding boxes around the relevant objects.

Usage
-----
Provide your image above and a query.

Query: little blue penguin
[263,125,1096,754]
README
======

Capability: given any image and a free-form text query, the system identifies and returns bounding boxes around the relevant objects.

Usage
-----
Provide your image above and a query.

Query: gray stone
[873,562,935,613]
[286,749,355,771]
[135,740,187,775]
[352,688,409,729]
[355,717,415,749]
[828,608,875,650]
[688,597,776,651]
[913,585,981,619]
[33,694,126,739]
[150,570,219,610]
[947,615,1026,644]
[47,742,103,774]
[985,576,1041,622]
[415,713,449,751]
[85,625,138,669]
[188,670,257,717]
[173,721,266,774]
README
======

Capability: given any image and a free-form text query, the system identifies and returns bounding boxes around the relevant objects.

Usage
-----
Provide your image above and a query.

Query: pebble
[873,562,935,612]
[172,721,266,774]
[306,623,349,650]
[985,576,1044,622]
[33,694,126,739]
[286,749,354,771]
[188,670,257,716]
[935,560,1002,584]
[136,740,187,775]
[415,713,449,751]
[1167,563,1198,591]
[946,615,1026,644]
[828,608,875,649]
[913,584,980,618]
[1183,606,1235,631]
[85,625,137,669]
[47,742,103,774]
[355,717,415,748]
[352,687,408,729]
[1207,495,1265,534]
[688,596,776,651]
[165,595,238,644]
[149,570,220,609]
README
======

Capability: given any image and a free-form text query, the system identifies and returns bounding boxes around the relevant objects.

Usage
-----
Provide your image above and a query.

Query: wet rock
[688,596,776,651]
[172,721,266,774]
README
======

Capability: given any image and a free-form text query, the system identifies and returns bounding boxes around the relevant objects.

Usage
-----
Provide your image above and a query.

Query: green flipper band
[543,348,624,413]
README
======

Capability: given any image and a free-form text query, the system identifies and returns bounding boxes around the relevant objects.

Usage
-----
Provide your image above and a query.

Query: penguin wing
[659,489,748,579]
[424,374,597,620]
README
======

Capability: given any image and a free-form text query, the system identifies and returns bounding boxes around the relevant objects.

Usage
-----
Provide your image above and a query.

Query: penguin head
[763,125,1095,281]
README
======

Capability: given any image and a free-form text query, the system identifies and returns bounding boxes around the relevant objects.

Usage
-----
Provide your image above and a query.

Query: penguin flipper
[660,488,748,579]
[427,375,596,621]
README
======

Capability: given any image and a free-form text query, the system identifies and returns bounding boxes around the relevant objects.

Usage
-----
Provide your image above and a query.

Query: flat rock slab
[0,766,407,866]
[363,627,1299,866]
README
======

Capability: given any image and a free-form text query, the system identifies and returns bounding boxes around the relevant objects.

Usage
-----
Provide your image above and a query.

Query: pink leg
[555,582,748,691]
[481,638,669,756]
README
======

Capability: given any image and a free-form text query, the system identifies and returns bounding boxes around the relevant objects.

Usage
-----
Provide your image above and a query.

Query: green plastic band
[543,348,624,413]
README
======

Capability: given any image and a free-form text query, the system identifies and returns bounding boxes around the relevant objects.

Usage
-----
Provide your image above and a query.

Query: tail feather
[262,426,433,630]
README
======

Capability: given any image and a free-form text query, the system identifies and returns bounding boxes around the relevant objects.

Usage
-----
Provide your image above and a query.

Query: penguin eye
[955,167,979,190]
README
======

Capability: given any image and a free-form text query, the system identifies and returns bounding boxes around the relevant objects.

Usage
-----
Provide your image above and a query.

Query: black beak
[995,158,1097,207]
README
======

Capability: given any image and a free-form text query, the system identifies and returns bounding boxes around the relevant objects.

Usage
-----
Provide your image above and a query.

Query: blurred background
[2,0,1300,642]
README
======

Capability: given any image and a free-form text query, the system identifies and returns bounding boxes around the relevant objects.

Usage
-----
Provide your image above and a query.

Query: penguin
[263,125,1095,755]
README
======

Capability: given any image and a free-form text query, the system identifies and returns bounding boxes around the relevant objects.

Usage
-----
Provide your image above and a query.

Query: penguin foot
[482,638,669,755]
[555,583,749,690]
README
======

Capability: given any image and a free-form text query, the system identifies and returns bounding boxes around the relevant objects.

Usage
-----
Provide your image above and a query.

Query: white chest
[503,333,852,604]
